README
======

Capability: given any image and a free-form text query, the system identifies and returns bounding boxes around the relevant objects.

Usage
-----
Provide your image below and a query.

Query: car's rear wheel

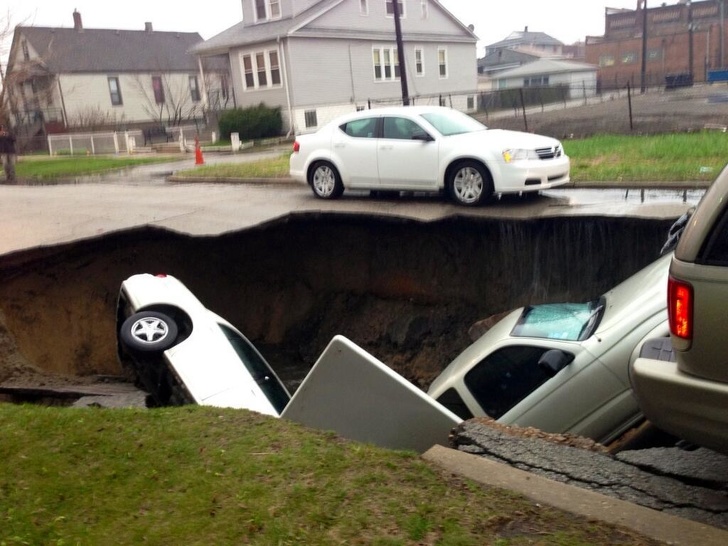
[448,161,492,206]
[310,161,343,199]
[120,311,179,354]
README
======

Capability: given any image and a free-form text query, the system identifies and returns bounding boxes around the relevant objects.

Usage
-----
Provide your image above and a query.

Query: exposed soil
[0,215,673,395]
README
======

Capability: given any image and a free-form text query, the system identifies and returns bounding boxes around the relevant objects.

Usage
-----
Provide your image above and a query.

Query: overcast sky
[4,0,644,50]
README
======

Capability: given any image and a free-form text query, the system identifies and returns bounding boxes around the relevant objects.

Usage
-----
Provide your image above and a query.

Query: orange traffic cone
[194,136,204,165]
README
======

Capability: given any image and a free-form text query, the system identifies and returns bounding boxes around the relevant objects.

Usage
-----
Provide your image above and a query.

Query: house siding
[56,72,205,126]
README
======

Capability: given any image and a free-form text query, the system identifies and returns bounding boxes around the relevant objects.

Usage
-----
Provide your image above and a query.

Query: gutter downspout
[278,35,295,137]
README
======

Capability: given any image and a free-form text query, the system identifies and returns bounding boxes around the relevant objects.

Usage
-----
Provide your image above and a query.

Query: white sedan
[116,273,290,417]
[289,105,570,206]
[427,252,672,445]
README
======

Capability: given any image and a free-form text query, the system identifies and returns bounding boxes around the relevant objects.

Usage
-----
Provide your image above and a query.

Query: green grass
[564,133,727,182]
[0,405,661,545]
[12,155,176,180]
[177,153,291,179]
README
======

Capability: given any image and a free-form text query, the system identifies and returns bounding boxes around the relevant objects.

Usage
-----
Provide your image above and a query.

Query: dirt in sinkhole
[0,215,673,395]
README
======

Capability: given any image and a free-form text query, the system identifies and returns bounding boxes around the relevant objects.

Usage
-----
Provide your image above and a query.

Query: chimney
[145,22,153,32]
[73,10,83,31]
[524,26,528,33]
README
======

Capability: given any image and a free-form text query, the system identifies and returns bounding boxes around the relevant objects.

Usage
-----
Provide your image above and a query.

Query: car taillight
[292,141,300,153]
[668,276,693,340]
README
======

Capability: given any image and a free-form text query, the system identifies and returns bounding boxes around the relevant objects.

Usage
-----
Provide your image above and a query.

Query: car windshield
[419,111,487,136]
[510,298,605,341]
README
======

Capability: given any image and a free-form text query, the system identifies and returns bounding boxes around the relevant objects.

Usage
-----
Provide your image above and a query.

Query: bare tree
[131,72,202,127]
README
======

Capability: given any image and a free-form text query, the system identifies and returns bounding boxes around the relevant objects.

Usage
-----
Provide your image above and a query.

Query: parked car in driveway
[631,164,728,454]
[289,105,570,206]
[117,273,290,416]
[427,252,672,445]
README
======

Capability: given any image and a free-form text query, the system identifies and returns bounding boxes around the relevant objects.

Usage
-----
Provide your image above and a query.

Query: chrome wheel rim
[312,165,336,197]
[453,167,484,204]
[130,317,170,345]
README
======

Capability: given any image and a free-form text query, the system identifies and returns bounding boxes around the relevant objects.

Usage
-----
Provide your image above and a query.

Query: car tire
[309,161,344,199]
[120,311,179,354]
[447,161,492,206]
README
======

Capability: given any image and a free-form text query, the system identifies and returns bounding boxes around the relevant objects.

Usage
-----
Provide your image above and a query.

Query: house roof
[487,30,563,50]
[191,0,477,56]
[478,49,540,70]
[11,26,209,73]
[494,58,598,79]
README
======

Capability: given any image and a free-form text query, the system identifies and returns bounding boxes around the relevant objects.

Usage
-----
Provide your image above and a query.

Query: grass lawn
[4,132,725,184]
[10,155,177,181]
[0,404,662,545]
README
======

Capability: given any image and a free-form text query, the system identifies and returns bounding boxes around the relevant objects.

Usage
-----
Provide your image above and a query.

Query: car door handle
[380,145,393,151]
[334,143,345,149]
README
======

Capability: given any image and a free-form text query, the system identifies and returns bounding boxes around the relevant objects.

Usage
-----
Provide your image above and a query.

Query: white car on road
[117,273,290,417]
[289,105,570,206]
[427,252,672,445]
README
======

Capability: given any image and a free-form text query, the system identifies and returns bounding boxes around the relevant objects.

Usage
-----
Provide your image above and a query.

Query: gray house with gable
[192,0,478,134]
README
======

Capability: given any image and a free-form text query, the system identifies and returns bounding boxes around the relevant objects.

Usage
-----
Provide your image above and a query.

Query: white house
[493,58,599,99]
[191,0,479,134]
[5,10,229,140]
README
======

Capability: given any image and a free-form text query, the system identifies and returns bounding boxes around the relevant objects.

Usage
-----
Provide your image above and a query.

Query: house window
[269,51,281,85]
[243,55,255,88]
[524,76,549,87]
[467,96,475,110]
[647,48,663,62]
[22,40,30,61]
[304,110,318,128]
[385,0,405,17]
[360,0,368,15]
[189,76,201,101]
[414,48,424,76]
[373,46,399,81]
[438,48,448,78]
[220,74,229,99]
[256,52,267,86]
[241,49,283,90]
[421,0,428,18]
[254,0,281,22]
[108,77,122,106]
[622,52,636,64]
[599,54,615,67]
[152,76,165,104]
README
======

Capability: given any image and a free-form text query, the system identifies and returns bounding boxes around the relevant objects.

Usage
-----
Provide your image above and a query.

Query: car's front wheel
[448,161,492,206]
[120,311,179,354]
[309,161,344,199]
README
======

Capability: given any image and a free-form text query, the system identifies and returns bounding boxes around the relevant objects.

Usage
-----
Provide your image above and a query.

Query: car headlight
[502,149,539,163]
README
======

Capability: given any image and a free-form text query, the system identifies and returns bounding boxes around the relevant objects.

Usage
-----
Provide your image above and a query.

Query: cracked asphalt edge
[423,444,728,546]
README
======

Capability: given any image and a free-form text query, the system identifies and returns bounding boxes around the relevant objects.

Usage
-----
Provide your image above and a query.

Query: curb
[166,175,298,185]
[422,445,728,545]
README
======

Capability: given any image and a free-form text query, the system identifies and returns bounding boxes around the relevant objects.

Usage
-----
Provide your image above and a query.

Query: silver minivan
[631,164,728,454]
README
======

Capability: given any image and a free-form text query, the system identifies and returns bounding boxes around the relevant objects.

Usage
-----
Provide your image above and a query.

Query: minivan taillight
[292,141,300,153]
[668,276,693,340]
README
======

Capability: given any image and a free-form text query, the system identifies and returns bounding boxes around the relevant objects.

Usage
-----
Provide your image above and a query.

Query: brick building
[585,0,727,89]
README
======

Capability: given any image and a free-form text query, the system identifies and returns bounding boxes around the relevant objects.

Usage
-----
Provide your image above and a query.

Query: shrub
[218,103,283,141]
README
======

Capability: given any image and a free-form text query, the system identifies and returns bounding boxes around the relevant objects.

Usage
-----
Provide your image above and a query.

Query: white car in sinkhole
[427,251,673,445]
[116,273,291,417]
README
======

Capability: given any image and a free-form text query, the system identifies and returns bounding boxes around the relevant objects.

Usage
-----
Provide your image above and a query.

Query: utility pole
[688,0,694,79]
[640,0,648,93]
[392,1,410,106]
[721,0,725,68]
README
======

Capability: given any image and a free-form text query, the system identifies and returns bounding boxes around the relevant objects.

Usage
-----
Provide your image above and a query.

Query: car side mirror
[538,349,574,378]
[411,130,433,142]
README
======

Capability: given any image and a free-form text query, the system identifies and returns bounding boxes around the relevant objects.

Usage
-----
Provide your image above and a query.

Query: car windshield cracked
[511,299,605,341]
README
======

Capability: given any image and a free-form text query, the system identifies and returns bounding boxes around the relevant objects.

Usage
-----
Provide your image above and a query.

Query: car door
[377,116,438,189]
[331,116,380,188]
